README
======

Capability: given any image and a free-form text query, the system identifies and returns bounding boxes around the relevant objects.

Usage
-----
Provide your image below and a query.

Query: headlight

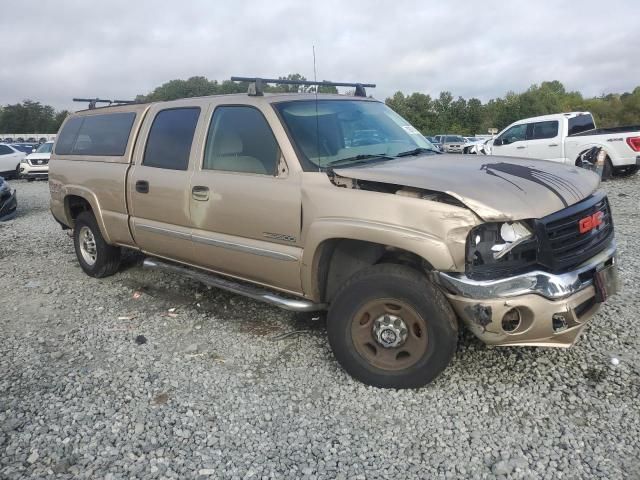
[466,221,537,279]
[492,222,533,259]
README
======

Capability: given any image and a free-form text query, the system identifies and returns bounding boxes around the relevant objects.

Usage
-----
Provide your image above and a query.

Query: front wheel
[73,211,121,278]
[327,264,458,388]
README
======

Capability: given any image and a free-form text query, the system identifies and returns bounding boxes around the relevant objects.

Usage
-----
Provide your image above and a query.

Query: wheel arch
[62,187,112,243]
[303,222,454,303]
[574,143,611,166]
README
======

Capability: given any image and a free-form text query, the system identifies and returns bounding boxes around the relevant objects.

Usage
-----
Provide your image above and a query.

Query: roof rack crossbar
[73,98,137,110]
[230,76,375,97]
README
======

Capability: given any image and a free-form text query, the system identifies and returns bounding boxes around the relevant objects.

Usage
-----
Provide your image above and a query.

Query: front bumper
[434,241,618,347]
[20,164,49,179]
[22,172,49,180]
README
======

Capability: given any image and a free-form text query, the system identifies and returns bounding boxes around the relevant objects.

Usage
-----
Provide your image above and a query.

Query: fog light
[552,313,568,332]
[502,308,521,333]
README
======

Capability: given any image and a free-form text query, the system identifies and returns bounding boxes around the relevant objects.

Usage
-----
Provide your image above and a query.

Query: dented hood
[334,154,600,221]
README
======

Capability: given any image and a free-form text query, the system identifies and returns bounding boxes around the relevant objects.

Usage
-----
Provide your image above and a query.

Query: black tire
[601,156,613,181]
[73,211,121,278]
[327,264,458,389]
[613,165,639,177]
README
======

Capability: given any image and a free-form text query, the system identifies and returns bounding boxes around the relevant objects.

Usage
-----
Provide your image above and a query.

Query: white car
[20,141,53,180]
[489,112,640,177]
[462,137,490,154]
[0,144,26,178]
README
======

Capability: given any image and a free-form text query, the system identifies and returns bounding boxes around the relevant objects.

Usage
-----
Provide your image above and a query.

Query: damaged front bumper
[433,241,618,347]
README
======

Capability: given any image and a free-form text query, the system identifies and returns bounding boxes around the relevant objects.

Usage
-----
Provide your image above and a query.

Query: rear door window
[530,121,559,140]
[55,113,136,156]
[142,108,200,170]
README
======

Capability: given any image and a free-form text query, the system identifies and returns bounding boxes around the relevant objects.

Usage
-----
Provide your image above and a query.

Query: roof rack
[73,98,137,110]
[230,76,375,97]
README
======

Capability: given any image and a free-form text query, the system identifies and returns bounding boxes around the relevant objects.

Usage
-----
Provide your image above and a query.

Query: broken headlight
[466,221,537,279]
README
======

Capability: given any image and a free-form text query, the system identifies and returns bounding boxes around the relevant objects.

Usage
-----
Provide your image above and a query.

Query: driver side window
[499,124,527,145]
[203,106,279,175]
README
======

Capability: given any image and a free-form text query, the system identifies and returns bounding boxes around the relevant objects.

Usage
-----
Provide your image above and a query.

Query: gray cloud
[1,0,637,111]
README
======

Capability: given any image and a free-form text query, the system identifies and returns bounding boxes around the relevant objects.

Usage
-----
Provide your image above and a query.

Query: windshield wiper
[325,154,393,168]
[395,147,439,157]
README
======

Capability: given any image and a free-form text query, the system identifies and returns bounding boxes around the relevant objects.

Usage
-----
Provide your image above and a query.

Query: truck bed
[569,124,640,137]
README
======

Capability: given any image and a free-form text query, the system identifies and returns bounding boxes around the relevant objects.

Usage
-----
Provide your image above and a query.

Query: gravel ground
[1,177,639,479]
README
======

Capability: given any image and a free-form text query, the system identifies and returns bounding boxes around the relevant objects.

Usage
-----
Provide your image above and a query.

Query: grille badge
[579,211,603,234]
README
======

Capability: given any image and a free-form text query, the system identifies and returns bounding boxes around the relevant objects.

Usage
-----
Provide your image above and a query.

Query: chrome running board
[142,258,327,312]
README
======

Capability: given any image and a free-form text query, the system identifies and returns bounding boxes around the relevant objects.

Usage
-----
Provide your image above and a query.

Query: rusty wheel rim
[350,298,428,371]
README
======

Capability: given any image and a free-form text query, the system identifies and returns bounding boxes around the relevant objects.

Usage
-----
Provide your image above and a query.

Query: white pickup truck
[489,112,640,177]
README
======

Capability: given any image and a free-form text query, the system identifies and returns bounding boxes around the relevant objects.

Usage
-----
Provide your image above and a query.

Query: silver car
[440,135,466,153]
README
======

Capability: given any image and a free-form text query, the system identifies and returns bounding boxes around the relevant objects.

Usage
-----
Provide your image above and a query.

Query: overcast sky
[1,0,637,111]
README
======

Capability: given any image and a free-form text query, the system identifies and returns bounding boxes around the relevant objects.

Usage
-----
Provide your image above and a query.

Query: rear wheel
[73,211,121,278]
[327,264,458,388]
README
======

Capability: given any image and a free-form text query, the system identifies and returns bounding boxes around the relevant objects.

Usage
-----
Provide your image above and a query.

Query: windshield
[445,136,464,143]
[275,100,438,170]
[36,142,53,154]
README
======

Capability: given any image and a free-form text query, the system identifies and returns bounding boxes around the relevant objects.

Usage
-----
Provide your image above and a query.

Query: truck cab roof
[73,92,378,114]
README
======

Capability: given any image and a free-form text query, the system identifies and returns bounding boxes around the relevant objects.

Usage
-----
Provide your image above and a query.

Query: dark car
[38,137,48,143]
[0,176,17,221]
[11,143,38,154]
[26,137,37,143]
[3,137,14,143]
[15,137,25,142]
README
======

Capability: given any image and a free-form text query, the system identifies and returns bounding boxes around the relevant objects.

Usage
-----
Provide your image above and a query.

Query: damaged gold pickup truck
[49,78,618,388]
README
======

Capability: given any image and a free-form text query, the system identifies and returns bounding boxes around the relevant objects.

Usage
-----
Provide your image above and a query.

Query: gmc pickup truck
[49,79,619,388]
[490,112,640,177]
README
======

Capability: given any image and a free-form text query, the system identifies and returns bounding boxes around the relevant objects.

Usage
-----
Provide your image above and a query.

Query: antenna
[313,46,321,171]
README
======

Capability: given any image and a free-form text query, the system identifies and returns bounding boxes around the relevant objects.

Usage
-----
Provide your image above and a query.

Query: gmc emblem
[579,211,603,234]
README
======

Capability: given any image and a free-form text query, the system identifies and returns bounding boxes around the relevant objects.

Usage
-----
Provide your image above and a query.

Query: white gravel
[1,177,639,479]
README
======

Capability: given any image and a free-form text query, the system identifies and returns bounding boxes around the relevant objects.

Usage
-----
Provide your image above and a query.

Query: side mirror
[32,148,36,153]
[494,138,503,146]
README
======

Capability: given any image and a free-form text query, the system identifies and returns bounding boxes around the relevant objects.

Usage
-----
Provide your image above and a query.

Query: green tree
[0,100,63,133]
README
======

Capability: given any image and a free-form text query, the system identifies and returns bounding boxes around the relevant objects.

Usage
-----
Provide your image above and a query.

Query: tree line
[0,100,69,133]
[386,80,640,136]
[3,76,639,135]
[139,76,640,135]
[136,73,338,102]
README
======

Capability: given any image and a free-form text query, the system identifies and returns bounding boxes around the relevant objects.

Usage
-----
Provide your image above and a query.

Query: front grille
[536,192,613,272]
[29,159,49,166]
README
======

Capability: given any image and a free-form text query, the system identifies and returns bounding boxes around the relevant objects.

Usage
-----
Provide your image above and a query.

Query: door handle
[135,180,149,193]
[516,146,526,149]
[192,185,210,201]
[548,144,559,147]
